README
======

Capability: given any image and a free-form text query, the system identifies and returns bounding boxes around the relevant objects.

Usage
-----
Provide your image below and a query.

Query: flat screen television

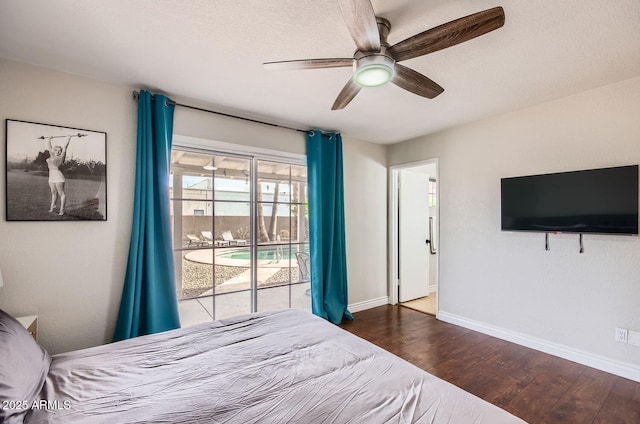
[501,165,638,235]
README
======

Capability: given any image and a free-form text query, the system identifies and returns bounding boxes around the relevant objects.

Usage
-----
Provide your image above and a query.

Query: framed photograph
[5,119,107,221]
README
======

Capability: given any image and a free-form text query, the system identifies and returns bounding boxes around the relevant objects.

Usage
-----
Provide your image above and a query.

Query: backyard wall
[176,216,296,246]
[389,76,640,379]
[0,58,389,353]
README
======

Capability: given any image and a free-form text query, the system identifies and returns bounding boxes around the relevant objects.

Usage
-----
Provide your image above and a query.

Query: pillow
[0,309,51,424]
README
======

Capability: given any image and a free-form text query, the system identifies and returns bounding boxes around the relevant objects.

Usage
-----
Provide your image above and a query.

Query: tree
[292,182,299,241]
[257,181,281,243]
[268,181,280,241]
[32,150,50,171]
[257,182,270,242]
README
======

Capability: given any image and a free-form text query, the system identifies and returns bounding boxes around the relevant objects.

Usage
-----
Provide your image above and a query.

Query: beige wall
[342,136,388,305]
[0,59,137,354]
[389,76,640,370]
[0,58,389,353]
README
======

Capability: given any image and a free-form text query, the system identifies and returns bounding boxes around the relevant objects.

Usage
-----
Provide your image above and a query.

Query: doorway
[389,160,438,316]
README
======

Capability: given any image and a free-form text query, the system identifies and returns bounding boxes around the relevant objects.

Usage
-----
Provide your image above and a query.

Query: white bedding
[25,309,526,423]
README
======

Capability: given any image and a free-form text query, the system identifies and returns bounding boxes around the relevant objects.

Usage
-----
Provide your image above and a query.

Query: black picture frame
[5,119,107,221]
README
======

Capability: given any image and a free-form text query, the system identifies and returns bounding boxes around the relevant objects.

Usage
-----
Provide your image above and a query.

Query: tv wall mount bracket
[545,232,584,254]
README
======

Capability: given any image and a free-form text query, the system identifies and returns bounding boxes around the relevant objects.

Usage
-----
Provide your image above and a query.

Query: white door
[398,169,430,302]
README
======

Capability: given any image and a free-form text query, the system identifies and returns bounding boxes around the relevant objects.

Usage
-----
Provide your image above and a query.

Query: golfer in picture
[46,135,72,215]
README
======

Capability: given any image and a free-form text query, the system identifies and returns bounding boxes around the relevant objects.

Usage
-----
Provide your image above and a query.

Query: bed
[1,308,526,423]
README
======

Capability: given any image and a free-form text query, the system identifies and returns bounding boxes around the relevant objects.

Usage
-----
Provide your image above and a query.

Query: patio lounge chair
[186,234,204,247]
[296,252,310,282]
[296,252,311,296]
[222,231,246,246]
[202,230,231,247]
[201,231,219,247]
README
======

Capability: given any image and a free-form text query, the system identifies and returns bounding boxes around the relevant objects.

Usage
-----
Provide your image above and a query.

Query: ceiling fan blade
[392,64,444,99]
[332,78,362,110]
[263,58,353,70]
[337,0,381,52]
[388,7,505,62]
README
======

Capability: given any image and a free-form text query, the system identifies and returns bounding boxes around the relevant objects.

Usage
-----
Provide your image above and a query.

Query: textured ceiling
[1,1,639,144]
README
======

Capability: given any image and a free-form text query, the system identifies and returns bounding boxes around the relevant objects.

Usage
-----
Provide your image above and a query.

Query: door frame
[172,135,308,319]
[388,159,440,316]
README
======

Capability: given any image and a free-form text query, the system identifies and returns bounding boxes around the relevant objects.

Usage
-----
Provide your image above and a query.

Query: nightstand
[16,315,38,341]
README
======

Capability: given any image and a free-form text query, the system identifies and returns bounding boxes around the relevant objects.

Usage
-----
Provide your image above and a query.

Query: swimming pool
[216,247,307,261]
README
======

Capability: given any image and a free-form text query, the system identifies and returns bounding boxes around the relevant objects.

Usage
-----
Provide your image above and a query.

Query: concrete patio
[177,247,311,326]
[178,282,311,326]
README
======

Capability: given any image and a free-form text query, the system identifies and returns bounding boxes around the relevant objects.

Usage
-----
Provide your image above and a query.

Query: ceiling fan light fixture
[203,164,217,171]
[354,64,393,87]
[353,54,395,87]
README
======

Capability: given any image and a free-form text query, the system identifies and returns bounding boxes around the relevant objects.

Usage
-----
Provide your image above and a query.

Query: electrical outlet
[615,327,628,343]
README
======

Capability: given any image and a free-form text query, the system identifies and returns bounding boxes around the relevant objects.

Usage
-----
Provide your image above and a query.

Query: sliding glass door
[169,148,309,325]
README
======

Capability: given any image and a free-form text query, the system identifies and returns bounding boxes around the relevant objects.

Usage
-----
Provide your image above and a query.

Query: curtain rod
[132,90,317,135]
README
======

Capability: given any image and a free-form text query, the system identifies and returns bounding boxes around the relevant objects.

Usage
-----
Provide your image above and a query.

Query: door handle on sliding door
[428,217,436,255]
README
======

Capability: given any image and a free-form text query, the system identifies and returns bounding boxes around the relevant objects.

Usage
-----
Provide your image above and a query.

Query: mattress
[25,309,525,423]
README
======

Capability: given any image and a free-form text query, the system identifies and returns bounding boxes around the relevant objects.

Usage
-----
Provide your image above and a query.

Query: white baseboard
[348,296,389,313]
[438,311,640,383]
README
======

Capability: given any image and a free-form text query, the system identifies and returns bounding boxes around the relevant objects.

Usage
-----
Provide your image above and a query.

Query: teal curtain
[306,130,353,324]
[113,90,180,341]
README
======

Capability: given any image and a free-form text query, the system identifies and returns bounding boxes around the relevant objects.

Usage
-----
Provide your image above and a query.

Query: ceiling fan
[264,0,505,110]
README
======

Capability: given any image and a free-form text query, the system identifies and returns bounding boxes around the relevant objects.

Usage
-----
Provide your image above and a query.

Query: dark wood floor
[340,305,640,424]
